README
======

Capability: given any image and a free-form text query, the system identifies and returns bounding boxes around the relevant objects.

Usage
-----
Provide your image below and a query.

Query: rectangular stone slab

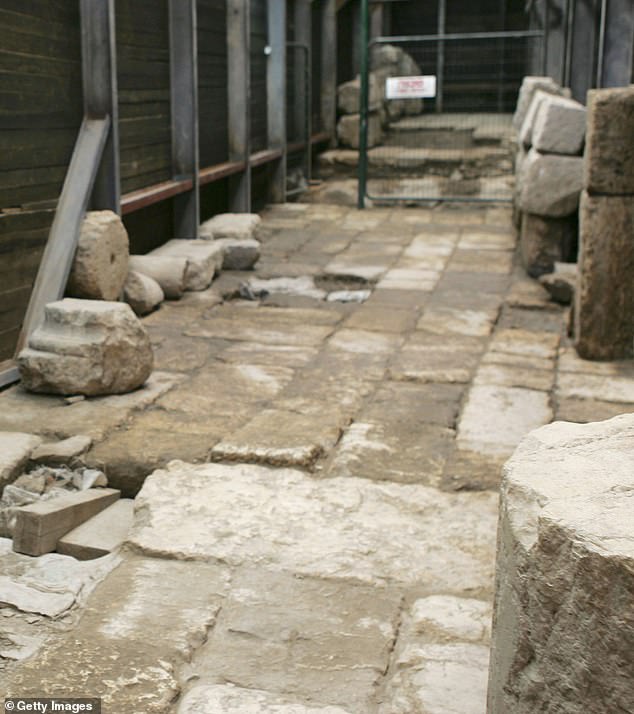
[13,488,120,556]
[57,499,134,560]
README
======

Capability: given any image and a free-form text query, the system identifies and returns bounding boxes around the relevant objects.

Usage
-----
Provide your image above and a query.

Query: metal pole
[357,0,369,210]
[596,0,608,87]
[320,0,337,144]
[563,0,575,87]
[496,0,507,112]
[169,0,200,239]
[266,0,287,203]
[599,0,634,87]
[293,0,310,185]
[436,0,446,113]
[543,0,550,76]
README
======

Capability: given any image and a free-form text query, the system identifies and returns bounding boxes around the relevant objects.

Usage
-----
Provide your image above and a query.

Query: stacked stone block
[514,77,585,278]
[335,45,423,149]
[574,87,634,360]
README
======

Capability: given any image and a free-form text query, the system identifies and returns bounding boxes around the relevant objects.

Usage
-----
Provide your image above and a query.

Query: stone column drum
[487,415,634,713]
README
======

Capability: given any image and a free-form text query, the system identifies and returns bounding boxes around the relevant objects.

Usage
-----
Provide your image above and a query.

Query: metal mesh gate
[358,29,544,206]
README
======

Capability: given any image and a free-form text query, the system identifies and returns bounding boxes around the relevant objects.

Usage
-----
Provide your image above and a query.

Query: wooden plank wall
[198,0,229,168]
[116,0,172,193]
[250,0,269,153]
[0,1,83,362]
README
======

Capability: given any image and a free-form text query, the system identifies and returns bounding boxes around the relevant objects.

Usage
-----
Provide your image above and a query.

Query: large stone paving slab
[179,568,400,713]
[128,462,498,592]
[3,556,230,711]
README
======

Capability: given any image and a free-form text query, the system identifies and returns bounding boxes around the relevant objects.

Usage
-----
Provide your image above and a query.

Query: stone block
[66,211,129,301]
[532,95,586,156]
[128,255,187,299]
[150,239,224,291]
[0,433,43,490]
[488,415,634,714]
[519,212,576,278]
[13,487,120,556]
[214,238,260,271]
[337,73,381,115]
[538,261,577,304]
[512,76,566,130]
[123,270,164,316]
[199,213,262,241]
[517,148,583,217]
[57,499,134,560]
[518,89,551,149]
[18,299,153,396]
[574,191,634,359]
[584,86,634,194]
[337,112,382,149]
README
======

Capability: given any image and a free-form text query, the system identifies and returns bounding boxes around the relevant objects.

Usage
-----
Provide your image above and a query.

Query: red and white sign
[385,75,437,100]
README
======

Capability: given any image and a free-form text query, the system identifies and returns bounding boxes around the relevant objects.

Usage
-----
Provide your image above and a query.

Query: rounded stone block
[488,415,634,714]
[517,148,583,217]
[18,298,153,396]
[66,211,129,301]
[123,271,164,316]
[128,255,187,299]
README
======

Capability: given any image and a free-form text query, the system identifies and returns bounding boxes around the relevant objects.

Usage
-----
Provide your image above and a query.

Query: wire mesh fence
[360,31,544,205]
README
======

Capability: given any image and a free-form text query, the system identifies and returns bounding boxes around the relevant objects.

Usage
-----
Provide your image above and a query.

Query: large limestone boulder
[199,213,261,241]
[512,76,566,130]
[517,148,583,217]
[128,255,187,299]
[337,73,381,114]
[518,90,551,149]
[337,112,382,149]
[18,299,153,396]
[66,211,129,301]
[574,191,634,360]
[488,415,634,714]
[532,95,586,156]
[150,239,224,291]
[584,86,634,194]
[214,238,260,271]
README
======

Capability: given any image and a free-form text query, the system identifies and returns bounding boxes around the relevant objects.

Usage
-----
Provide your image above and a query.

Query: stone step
[57,499,134,560]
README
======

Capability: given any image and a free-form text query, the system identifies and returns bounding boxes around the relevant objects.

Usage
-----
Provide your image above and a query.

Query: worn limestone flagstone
[128,461,498,591]
[0,433,43,488]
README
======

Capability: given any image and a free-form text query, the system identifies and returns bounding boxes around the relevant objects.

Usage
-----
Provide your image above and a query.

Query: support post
[569,0,599,102]
[544,0,566,84]
[357,0,369,209]
[169,0,200,239]
[228,0,251,211]
[293,0,311,183]
[267,0,287,202]
[81,0,120,214]
[599,0,634,88]
[320,0,337,143]
[436,0,446,113]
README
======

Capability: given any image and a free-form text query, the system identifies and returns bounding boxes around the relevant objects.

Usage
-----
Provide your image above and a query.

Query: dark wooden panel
[116,0,172,194]
[250,0,269,153]
[197,0,229,168]
[123,199,174,255]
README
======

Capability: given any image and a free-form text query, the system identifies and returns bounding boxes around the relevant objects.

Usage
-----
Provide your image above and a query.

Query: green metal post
[357,0,369,210]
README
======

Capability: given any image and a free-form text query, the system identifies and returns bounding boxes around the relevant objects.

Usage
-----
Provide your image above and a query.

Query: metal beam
[320,0,337,143]
[436,0,446,113]
[599,0,634,87]
[18,118,110,350]
[80,0,120,213]
[267,0,287,202]
[227,0,251,211]
[169,0,200,239]
[293,0,310,143]
[544,0,566,84]
[569,0,599,102]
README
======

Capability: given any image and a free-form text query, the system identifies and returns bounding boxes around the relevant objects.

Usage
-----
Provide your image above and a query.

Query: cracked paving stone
[440,448,508,492]
[496,305,565,332]
[179,568,401,714]
[178,685,354,714]
[446,250,513,275]
[458,229,515,251]
[127,462,498,592]
[457,384,552,458]
[343,306,418,334]
[219,342,319,367]
[0,372,183,441]
[488,328,559,361]
[505,278,557,311]
[328,329,404,355]
[325,420,455,487]
[557,346,634,378]
[388,333,484,384]
[210,408,344,468]
[554,398,634,424]
[417,306,499,338]
[378,593,492,714]
[435,272,509,297]
[556,372,634,404]
[472,363,555,392]
[3,556,230,712]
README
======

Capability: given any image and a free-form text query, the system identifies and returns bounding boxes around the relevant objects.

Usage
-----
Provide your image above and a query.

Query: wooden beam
[227,0,251,211]
[169,0,200,239]
[199,160,248,186]
[250,147,284,167]
[121,178,194,215]
[267,0,287,202]
[321,0,337,144]
[17,118,110,350]
[80,0,120,214]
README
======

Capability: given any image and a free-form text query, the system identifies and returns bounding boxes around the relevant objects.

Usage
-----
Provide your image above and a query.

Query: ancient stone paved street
[2,202,634,713]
